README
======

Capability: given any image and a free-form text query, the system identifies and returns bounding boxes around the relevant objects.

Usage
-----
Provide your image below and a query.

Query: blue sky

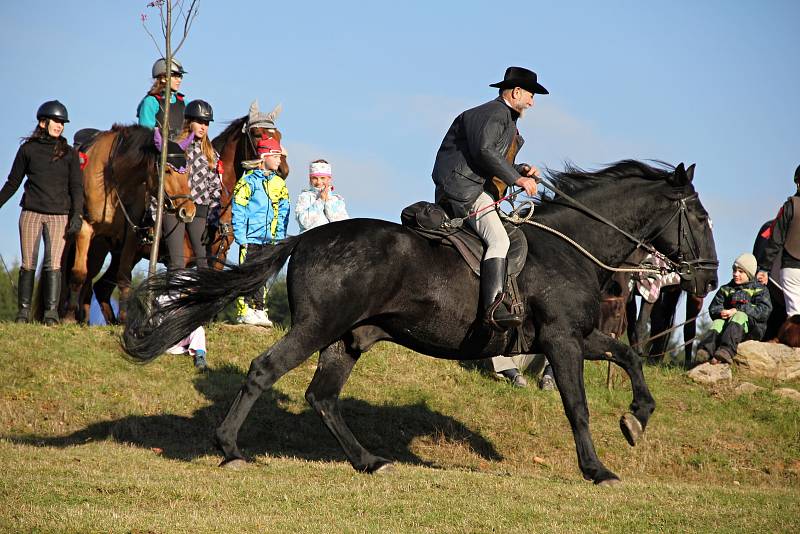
[0,1,798,300]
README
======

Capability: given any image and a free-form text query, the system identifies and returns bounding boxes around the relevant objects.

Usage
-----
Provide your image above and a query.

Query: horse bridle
[644,192,719,281]
[534,176,718,281]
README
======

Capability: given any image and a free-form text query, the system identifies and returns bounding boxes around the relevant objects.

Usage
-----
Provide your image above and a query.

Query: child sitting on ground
[695,253,772,365]
[295,159,349,233]
[231,137,290,327]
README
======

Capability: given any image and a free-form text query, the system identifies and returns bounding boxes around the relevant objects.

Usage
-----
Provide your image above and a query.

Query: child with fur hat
[695,253,772,365]
[231,137,290,327]
[295,159,349,233]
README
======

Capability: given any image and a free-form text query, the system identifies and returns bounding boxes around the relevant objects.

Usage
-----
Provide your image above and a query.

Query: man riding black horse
[432,66,546,331]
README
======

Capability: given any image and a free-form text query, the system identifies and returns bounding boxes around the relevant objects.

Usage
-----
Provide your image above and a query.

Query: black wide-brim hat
[490,66,549,94]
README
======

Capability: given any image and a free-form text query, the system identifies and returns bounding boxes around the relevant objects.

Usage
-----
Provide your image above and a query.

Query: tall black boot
[480,257,522,331]
[15,268,35,323]
[42,269,61,326]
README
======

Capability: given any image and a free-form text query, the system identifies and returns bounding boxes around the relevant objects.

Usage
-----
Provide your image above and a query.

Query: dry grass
[0,322,798,532]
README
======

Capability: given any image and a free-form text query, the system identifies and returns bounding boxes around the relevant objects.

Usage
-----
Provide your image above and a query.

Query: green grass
[1,323,798,533]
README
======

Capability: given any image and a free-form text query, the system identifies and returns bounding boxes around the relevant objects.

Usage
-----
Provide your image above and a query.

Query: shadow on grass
[5,363,501,468]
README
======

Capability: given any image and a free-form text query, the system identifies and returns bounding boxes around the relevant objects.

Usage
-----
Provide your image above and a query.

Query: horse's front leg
[582,328,655,447]
[684,295,704,368]
[116,236,140,324]
[635,300,654,356]
[65,222,94,323]
[540,329,620,485]
[94,250,121,325]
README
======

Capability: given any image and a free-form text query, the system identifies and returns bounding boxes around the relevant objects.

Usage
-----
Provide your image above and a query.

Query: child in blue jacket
[231,137,289,326]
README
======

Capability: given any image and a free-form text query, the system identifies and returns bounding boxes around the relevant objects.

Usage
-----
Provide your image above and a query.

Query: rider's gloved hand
[66,212,83,237]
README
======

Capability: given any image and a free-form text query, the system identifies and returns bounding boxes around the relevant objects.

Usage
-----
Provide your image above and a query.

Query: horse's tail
[121,235,301,362]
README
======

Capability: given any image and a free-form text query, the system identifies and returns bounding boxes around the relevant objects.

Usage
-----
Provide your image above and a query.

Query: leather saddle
[400,201,528,276]
[73,128,102,153]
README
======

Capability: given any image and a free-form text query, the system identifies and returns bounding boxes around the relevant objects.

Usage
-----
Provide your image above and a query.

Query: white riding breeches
[467,192,510,260]
[779,267,800,316]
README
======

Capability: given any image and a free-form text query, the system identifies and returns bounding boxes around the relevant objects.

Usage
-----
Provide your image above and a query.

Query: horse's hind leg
[582,328,655,447]
[216,334,316,467]
[541,332,620,485]
[305,341,391,474]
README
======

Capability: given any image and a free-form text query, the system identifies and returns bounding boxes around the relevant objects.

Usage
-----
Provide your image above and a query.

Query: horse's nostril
[179,207,194,223]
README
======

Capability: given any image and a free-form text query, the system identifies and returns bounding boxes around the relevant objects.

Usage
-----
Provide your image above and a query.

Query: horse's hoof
[597,477,622,487]
[371,462,394,475]
[620,412,644,447]
[219,458,247,470]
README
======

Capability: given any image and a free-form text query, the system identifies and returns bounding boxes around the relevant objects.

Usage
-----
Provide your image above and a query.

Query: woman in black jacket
[0,101,83,325]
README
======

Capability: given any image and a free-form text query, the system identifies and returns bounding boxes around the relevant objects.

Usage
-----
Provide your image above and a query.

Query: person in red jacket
[0,101,83,325]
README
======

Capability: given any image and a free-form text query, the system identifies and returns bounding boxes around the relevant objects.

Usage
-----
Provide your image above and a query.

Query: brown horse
[63,124,196,323]
[82,107,289,325]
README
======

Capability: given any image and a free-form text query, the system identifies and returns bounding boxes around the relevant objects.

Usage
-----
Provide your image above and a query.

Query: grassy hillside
[0,323,798,533]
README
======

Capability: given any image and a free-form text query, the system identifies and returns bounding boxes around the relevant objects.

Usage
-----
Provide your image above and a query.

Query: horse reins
[498,176,718,278]
[107,132,194,232]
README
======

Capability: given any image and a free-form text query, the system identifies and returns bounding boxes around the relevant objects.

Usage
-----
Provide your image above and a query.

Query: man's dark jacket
[432,97,527,218]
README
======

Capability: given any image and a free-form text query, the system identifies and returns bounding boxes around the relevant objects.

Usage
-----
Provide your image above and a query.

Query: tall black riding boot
[15,268,35,323]
[42,269,61,326]
[480,257,522,331]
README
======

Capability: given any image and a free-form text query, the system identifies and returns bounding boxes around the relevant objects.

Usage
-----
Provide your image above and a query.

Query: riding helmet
[151,57,187,78]
[36,100,70,123]
[185,99,214,122]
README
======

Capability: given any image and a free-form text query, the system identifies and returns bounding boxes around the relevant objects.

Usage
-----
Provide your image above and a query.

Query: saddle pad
[407,219,528,277]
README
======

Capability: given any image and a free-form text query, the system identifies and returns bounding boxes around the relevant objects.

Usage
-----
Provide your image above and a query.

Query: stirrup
[485,292,522,332]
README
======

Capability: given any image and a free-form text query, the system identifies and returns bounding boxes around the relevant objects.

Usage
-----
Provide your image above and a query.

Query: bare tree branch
[173,0,199,54]
[141,14,164,57]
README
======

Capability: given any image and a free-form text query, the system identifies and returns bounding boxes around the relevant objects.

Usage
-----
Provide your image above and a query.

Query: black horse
[121,160,718,485]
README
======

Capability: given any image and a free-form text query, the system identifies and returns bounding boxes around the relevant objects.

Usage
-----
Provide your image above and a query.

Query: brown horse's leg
[116,235,140,324]
[94,248,121,325]
[216,333,317,467]
[76,239,110,323]
[635,301,654,355]
[65,222,94,323]
[684,294,704,368]
[305,341,391,473]
[648,287,681,364]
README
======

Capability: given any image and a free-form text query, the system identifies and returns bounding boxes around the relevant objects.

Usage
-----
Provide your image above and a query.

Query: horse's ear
[685,163,696,183]
[266,103,282,124]
[668,162,687,186]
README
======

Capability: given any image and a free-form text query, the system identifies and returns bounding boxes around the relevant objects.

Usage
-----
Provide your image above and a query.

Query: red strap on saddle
[79,152,89,171]
[216,159,224,176]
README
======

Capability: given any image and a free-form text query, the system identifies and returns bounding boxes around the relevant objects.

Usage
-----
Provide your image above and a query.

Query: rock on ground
[687,362,732,385]
[773,388,800,402]
[735,341,800,381]
[734,382,766,395]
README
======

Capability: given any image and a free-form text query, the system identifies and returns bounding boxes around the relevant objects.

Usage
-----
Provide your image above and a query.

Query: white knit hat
[733,253,757,280]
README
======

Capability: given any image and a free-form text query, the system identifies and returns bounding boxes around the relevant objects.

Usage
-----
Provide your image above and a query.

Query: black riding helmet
[185,99,214,122]
[36,100,70,123]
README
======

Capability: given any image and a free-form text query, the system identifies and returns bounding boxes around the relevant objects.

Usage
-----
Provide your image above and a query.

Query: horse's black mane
[211,115,247,153]
[542,159,676,199]
[109,123,160,172]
